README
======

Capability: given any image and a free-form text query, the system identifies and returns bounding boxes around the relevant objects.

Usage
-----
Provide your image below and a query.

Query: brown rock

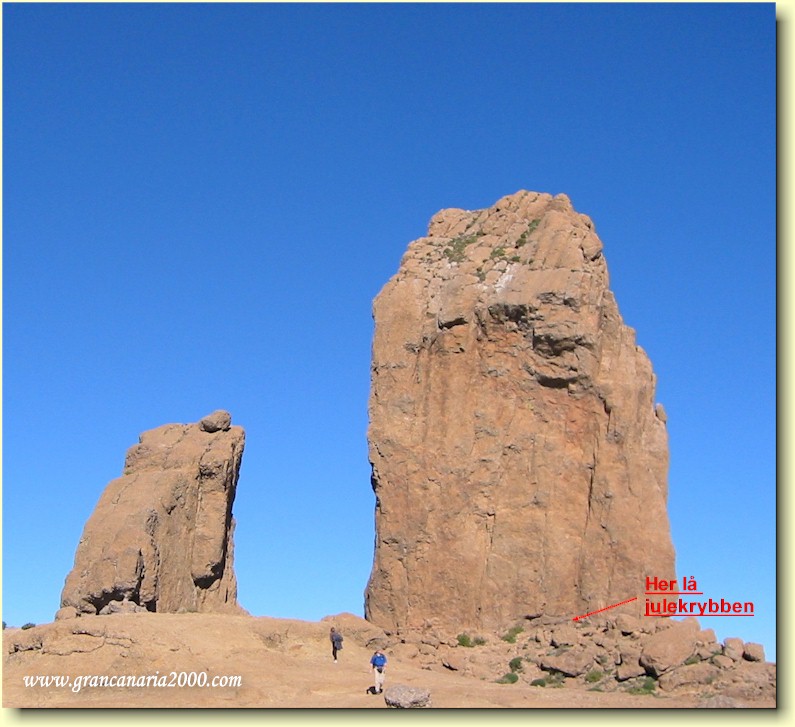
[639,619,700,676]
[199,410,232,433]
[365,191,675,633]
[616,645,645,681]
[384,684,432,708]
[711,654,734,669]
[60,412,244,615]
[614,614,641,636]
[539,645,597,677]
[54,607,78,621]
[742,642,765,662]
[697,628,717,645]
[550,625,579,647]
[616,658,646,681]
[438,646,465,672]
[723,637,744,661]
[98,598,150,615]
[694,628,721,660]
[658,662,720,691]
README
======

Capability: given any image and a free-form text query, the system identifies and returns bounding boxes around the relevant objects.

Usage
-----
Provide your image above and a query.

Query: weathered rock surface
[60,411,245,615]
[365,191,675,632]
[384,684,432,708]
[743,642,765,662]
[639,618,700,676]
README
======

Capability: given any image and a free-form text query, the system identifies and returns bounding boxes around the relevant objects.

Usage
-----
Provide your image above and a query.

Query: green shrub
[444,233,479,263]
[456,634,486,648]
[530,678,546,687]
[517,219,540,248]
[509,657,524,673]
[21,623,36,630]
[585,669,603,683]
[496,672,519,684]
[501,624,524,643]
[627,676,657,695]
[490,246,506,259]
[2,622,6,630]
[684,655,701,666]
[457,633,486,647]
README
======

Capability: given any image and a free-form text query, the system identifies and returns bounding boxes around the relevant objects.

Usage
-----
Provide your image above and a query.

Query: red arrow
[572,596,638,621]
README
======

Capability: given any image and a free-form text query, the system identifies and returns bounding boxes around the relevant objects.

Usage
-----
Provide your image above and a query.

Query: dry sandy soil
[2,612,773,709]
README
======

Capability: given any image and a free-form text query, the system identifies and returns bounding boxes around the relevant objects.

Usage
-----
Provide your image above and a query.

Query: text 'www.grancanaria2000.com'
[24,672,242,693]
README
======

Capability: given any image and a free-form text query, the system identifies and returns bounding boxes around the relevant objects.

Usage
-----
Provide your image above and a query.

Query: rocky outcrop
[372,614,775,704]
[60,411,244,615]
[365,191,675,633]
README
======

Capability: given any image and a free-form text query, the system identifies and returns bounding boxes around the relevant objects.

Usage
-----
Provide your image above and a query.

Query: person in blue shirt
[370,650,387,694]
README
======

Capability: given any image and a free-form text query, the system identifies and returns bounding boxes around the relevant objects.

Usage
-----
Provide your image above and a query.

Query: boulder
[61,412,244,615]
[550,625,579,647]
[742,643,765,662]
[617,659,646,681]
[199,410,232,433]
[614,613,641,636]
[384,684,432,708]
[365,191,675,632]
[54,607,79,621]
[639,619,700,676]
[539,645,597,677]
[723,637,744,661]
[711,654,735,670]
[439,648,465,672]
[98,598,149,615]
[616,648,645,681]
[658,662,720,691]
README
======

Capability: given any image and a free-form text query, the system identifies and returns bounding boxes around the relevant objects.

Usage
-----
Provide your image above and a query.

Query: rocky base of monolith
[381,614,775,703]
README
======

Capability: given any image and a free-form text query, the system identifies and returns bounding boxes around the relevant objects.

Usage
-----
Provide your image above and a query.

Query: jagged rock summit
[60,410,245,616]
[365,191,675,633]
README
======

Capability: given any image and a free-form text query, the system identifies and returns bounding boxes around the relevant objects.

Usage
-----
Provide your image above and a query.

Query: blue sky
[2,3,776,661]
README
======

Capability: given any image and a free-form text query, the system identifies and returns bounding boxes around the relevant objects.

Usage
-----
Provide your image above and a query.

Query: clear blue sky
[2,3,776,661]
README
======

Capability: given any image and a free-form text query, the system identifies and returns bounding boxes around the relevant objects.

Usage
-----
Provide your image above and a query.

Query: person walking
[370,650,387,694]
[329,627,343,663]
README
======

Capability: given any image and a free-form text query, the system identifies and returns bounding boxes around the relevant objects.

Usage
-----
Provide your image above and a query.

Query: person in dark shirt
[329,627,343,663]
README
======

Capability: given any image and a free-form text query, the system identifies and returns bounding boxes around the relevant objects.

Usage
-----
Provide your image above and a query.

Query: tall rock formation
[61,410,245,615]
[365,191,675,633]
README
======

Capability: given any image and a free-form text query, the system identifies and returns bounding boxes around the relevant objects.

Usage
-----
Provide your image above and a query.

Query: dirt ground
[1,612,773,709]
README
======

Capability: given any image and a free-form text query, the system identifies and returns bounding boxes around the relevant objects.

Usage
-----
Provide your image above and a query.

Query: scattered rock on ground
[384,684,432,708]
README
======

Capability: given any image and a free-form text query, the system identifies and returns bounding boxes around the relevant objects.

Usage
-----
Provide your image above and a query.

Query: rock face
[365,191,675,633]
[61,411,244,615]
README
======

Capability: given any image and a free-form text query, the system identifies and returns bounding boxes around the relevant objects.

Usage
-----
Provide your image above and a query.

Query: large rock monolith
[364,191,675,633]
[61,410,245,615]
